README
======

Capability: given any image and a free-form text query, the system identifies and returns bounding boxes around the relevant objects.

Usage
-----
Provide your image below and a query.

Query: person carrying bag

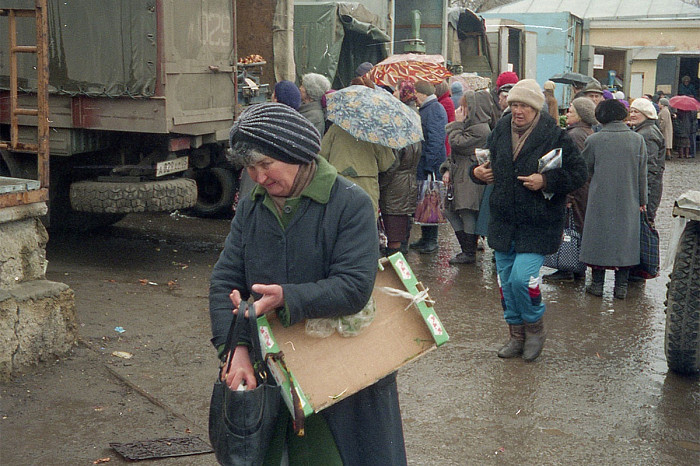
[209,302,281,466]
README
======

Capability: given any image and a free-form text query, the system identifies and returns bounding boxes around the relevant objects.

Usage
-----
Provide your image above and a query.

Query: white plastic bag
[537,148,562,200]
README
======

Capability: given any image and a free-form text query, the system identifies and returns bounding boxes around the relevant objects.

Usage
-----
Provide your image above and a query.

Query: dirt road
[1,158,699,465]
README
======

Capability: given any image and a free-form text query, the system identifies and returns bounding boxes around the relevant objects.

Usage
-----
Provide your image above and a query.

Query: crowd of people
[208,61,698,464]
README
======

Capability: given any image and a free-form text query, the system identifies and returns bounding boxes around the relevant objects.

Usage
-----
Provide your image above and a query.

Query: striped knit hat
[229,102,321,164]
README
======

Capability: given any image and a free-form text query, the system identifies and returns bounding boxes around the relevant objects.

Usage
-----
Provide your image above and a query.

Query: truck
[0,0,242,228]
[654,51,700,98]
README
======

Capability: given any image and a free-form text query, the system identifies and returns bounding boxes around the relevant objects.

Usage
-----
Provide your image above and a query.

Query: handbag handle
[220,302,265,381]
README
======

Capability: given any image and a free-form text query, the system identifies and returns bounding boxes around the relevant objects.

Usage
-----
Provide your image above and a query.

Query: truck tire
[664,220,700,374]
[188,167,237,217]
[69,178,197,214]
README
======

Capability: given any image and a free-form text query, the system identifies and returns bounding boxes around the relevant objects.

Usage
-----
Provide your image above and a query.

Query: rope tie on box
[376,286,434,311]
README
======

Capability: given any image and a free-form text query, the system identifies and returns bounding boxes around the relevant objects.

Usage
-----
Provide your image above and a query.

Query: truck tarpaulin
[294,2,390,89]
[1,0,158,97]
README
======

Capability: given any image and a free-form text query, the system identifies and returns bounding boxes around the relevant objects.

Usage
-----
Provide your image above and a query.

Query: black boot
[384,247,401,258]
[409,226,429,250]
[449,231,476,264]
[522,319,546,362]
[419,225,439,254]
[586,269,605,296]
[497,324,525,358]
[614,268,630,299]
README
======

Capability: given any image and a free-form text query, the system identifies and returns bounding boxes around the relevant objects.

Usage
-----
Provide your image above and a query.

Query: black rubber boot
[614,268,630,299]
[497,324,525,358]
[522,319,546,362]
[419,225,439,254]
[586,268,605,296]
[449,231,476,264]
[409,226,429,250]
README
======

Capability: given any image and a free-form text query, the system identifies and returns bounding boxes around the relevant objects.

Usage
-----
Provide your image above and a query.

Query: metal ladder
[0,0,49,208]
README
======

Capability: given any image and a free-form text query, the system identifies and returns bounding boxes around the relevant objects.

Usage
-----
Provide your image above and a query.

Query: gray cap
[583,79,604,94]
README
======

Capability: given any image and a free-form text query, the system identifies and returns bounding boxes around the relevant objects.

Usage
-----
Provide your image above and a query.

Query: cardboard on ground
[257,253,448,418]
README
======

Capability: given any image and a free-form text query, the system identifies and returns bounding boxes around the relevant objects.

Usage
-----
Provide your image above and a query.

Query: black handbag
[208,302,281,466]
[543,207,586,274]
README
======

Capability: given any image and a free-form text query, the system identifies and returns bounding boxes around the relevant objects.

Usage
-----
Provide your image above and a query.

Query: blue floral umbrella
[325,85,423,149]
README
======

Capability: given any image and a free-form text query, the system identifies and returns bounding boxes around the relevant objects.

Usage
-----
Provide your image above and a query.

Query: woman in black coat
[472,80,587,362]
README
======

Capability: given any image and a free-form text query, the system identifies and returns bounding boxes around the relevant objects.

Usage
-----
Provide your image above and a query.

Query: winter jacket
[658,106,673,149]
[320,123,395,216]
[299,100,326,137]
[544,90,559,121]
[633,119,665,221]
[579,121,648,267]
[417,96,447,180]
[209,157,407,465]
[441,91,490,212]
[565,122,594,230]
[471,112,587,255]
[379,141,422,215]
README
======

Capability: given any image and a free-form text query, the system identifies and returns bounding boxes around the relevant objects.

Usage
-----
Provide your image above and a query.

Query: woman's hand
[251,284,284,316]
[640,205,647,212]
[473,161,493,183]
[230,285,284,317]
[455,106,467,123]
[517,173,545,191]
[442,170,450,185]
[221,345,257,390]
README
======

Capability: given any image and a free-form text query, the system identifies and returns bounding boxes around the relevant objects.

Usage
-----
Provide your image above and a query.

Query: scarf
[510,112,541,160]
[268,161,317,213]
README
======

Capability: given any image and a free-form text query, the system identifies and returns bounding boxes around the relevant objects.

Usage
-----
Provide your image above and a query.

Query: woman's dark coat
[565,121,594,230]
[416,96,447,179]
[441,91,490,211]
[209,158,406,465]
[471,112,587,255]
[379,141,422,215]
[633,118,665,221]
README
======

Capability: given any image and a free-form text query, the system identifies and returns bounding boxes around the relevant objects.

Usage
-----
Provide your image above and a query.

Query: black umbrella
[549,72,594,87]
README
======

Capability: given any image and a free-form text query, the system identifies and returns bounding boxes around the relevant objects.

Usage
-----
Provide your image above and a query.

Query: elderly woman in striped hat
[209,102,407,465]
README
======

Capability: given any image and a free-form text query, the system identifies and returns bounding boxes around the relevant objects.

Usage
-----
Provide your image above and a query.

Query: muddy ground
[1,158,699,465]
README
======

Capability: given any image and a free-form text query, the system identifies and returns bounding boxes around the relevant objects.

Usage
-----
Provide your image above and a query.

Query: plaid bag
[543,207,586,274]
[638,211,660,278]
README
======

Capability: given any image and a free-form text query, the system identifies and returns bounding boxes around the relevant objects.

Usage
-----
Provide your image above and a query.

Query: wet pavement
[1,158,699,465]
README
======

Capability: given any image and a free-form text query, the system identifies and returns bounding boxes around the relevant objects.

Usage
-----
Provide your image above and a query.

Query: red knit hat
[496,71,519,90]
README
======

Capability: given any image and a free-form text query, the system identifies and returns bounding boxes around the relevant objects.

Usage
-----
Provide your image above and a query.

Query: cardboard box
[257,252,448,421]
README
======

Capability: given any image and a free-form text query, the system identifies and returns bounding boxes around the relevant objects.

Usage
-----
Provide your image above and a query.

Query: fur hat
[571,97,598,126]
[631,98,658,120]
[506,79,545,111]
[273,80,301,110]
[544,80,556,91]
[414,81,435,96]
[496,71,519,90]
[398,80,417,103]
[595,99,628,125]
[229,102,320,165]
[301,73,332,101]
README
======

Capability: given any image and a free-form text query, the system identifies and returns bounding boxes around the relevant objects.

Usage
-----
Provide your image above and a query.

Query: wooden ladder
[0,0,49,208]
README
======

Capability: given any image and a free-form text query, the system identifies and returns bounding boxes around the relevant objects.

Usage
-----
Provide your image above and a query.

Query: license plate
[156,156,189,177]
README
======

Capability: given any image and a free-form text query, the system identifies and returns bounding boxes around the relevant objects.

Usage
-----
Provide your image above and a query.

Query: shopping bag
[638,211,660,278]
[543,207,585,274]
[209,302,281,466]
[414,174,447,225]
